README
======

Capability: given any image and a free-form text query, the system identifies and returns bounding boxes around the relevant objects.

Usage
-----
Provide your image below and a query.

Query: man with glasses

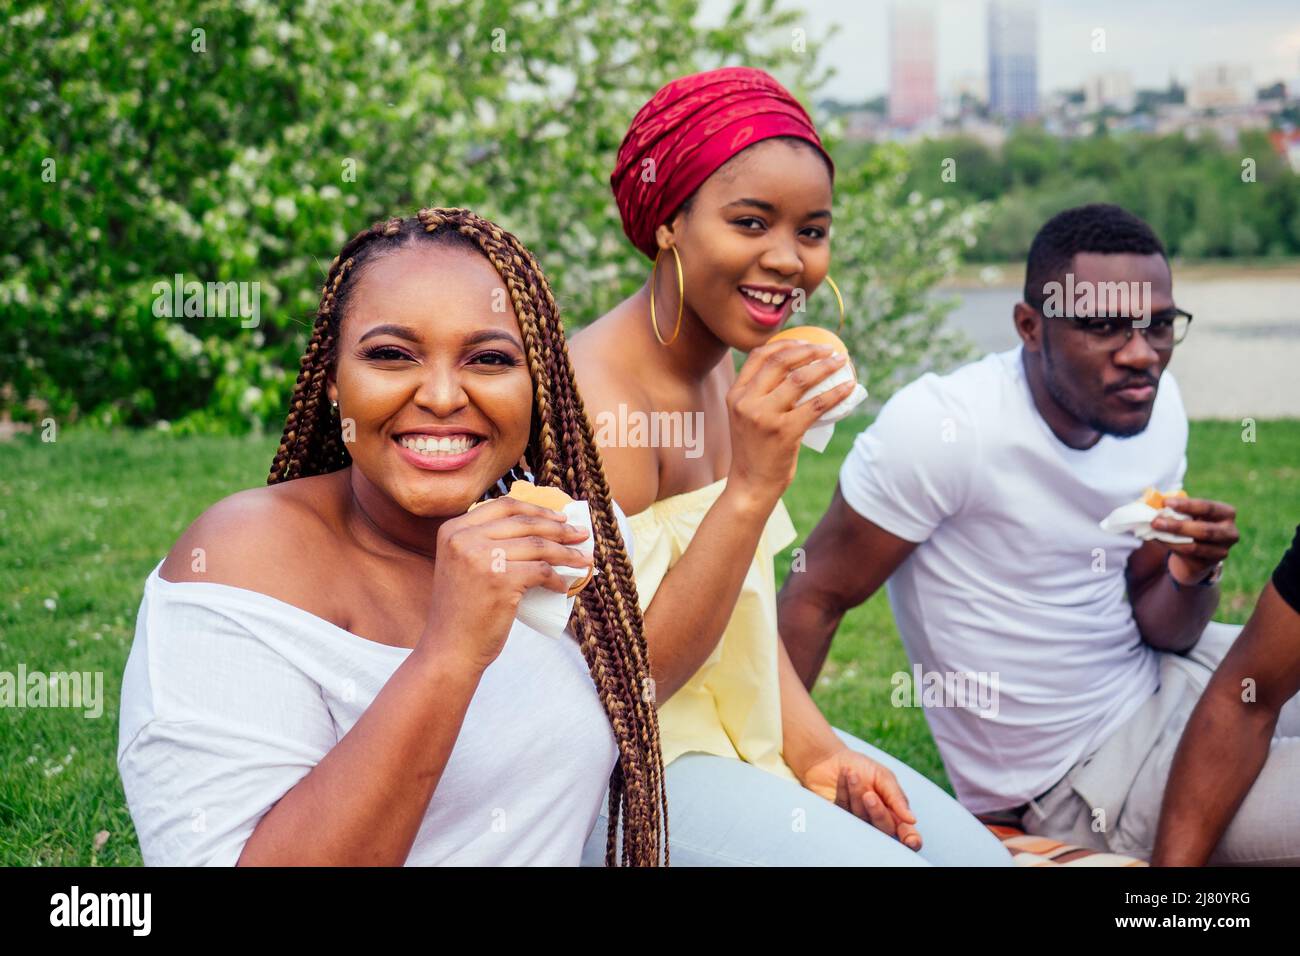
[779,205,1298,863]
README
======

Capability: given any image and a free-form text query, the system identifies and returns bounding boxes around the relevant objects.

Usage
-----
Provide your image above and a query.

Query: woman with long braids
[570,68,1011,865]
[118,207,667,866]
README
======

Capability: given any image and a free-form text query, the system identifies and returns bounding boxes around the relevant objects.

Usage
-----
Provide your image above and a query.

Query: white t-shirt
[117,506,633,866]
[838,346,1187,813]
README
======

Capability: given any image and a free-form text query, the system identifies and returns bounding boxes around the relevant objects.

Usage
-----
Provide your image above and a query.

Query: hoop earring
[650,245,684,346]
[823,274,845,336]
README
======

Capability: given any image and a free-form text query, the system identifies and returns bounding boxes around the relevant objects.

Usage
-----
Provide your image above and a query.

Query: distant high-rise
[987,0,1038,121]
[888,0,938,127]
[1187,64,1254,110]
[1084,71,1136,114]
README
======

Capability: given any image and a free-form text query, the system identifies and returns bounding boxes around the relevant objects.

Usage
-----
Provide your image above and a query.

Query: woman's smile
[392,430,487,471]
[738,283,794,328]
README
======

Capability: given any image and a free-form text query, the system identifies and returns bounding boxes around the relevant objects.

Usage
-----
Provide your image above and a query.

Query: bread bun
[470,480,592,596]
[769,325,849,356]
[501,479,574,512]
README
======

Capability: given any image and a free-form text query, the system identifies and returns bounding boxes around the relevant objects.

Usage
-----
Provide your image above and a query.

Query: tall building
[1187,64,1254,110]
[888,0,938,127]
[1083,71,1136,114]
[987,0,1038,121]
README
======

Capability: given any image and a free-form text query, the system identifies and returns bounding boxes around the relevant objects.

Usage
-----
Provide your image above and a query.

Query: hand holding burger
[467,480,596,638]
[767,325,869,452]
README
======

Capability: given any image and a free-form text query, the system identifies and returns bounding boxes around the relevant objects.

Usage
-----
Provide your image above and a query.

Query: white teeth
[398,435,479,456]
[741,287,786,307]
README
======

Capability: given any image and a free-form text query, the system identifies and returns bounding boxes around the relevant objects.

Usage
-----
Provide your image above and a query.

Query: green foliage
[822,143,983,397]
[887,127,1300,263]
[3,0,973,432]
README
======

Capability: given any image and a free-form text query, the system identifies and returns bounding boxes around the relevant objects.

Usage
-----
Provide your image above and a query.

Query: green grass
[1,432,277,866]
[1,421,1297,864]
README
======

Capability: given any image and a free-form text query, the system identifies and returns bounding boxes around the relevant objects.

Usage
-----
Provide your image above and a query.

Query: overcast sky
[701,0,1300,100]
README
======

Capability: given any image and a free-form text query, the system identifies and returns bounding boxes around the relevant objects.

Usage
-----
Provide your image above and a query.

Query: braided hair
[268,207,668,866]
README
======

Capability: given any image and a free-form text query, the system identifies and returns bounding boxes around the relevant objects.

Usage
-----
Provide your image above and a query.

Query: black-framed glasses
[1031,305,1193,352]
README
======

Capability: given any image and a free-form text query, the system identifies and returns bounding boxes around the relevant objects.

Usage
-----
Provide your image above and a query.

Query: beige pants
[1022,621,1300,865]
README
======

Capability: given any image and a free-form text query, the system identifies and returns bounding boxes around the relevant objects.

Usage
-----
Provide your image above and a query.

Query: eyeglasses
[1032,305,1193,352]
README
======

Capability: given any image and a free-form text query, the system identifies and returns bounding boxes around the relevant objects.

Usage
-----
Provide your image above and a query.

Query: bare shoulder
[159,474,343,600]
[569,321,647,411]
[569,312,636,389]
[569,316,660,515]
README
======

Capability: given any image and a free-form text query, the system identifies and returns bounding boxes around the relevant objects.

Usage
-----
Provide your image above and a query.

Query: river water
[942,274,1299,420]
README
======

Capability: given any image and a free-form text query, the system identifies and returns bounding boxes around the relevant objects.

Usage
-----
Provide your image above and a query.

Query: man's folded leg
[1115,620,1300,865]
[1115,720,1300,865]
[1024,621,1300,864]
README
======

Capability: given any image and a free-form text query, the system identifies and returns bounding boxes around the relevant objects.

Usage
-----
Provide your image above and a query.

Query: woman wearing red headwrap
[570,67,1011,865]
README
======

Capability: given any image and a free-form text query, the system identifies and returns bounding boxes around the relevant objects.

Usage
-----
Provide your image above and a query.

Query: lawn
[1,420,1297,865]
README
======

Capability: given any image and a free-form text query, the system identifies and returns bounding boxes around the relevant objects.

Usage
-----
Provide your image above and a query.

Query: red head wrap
[610,66,834,260]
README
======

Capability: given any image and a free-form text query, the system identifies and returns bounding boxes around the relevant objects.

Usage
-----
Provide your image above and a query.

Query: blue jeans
[580,727,1013,866]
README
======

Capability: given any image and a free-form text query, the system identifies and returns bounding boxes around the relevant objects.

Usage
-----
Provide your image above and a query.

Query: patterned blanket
[985,824,1149,867]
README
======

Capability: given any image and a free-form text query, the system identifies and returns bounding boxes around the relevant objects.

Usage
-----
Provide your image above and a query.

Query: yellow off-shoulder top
[625,476,800,782]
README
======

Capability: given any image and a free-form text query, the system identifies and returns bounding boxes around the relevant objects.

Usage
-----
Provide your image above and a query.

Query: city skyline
[703,0,1300,102]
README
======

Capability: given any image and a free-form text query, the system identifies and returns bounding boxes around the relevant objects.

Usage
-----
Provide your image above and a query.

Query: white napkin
[516,497,597,639]
[1099,500,1194,544]
[794,361,869,453]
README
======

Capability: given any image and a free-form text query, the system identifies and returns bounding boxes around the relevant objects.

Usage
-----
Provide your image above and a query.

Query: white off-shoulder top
[116,505,635,866]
